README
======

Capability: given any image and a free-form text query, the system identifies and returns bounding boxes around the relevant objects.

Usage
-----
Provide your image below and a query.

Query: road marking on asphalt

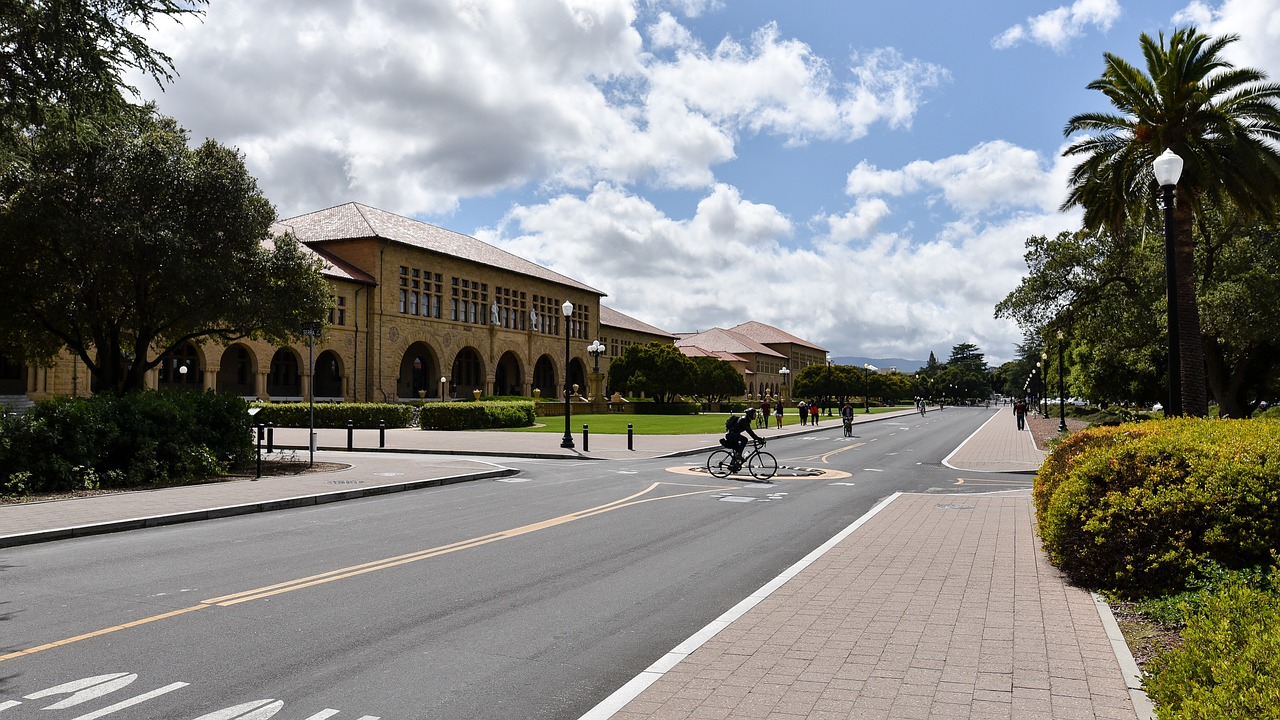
[787,442,864,463]
[0,483,727,664]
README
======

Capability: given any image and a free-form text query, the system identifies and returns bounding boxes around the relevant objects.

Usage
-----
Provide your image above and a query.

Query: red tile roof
[727,321,827,352]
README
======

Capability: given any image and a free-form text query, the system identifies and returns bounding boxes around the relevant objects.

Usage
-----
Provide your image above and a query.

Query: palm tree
[1062,27,1280,417]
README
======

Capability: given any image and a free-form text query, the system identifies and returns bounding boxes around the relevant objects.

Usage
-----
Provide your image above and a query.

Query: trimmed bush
[1035,418,1280,597]
[630,401,700,415]
[420,401,536,430]
[1,391,253,493]
[250,402,413,429]
[1144,571,1280,718]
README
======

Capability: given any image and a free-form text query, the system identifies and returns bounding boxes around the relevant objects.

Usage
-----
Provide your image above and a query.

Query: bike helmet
[744,407,757,417]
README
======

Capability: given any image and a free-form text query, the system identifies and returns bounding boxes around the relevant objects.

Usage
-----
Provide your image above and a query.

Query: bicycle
[706,439,777,481]
[842,415,853,437]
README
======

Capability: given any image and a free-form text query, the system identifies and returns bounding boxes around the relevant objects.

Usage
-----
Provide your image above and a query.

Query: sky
[131,0,1280,365]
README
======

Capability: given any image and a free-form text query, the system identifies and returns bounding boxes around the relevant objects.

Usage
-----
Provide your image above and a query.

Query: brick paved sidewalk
[591,492,1146,720]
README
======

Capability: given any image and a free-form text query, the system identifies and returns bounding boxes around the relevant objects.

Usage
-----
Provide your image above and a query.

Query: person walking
[760,399,771,429]
[797,399,808,426]
[809,401,820,426]
[1014,398,1028,431]
[774,402,784,428]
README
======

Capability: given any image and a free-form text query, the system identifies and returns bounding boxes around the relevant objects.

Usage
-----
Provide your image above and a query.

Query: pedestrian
[1014,398,1027,431]
[797,399,808,426]
[774,403,784,428]
[761,399,771,429]
[809,401,820,425]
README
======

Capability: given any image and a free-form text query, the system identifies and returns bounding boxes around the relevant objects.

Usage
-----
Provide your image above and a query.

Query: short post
[346,419,354,450]
[267,422,274,453]
[627,423,634,451]
[583,424,589,452]
[379,420,386,448]
[255,422,263,480]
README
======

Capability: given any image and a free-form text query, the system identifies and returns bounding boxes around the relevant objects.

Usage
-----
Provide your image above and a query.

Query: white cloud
[993,0,1122,52]
[1174,0,1280,74]
[479,182,1071,363]
[845,141,1070,217]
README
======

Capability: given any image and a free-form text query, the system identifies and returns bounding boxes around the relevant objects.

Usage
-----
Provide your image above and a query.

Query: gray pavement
[0,407,1154,719]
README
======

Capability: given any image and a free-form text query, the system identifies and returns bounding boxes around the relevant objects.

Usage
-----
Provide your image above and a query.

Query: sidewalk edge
[1092,591,1157,720]
[576,491,905,720]
[0,466,518,549]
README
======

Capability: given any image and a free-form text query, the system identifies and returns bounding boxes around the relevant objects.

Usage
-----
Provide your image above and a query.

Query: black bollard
[583,424,589,452]
[347,419,354,450]
[627,423,634,451]
[379,420,386,448]
[267,422,274,453]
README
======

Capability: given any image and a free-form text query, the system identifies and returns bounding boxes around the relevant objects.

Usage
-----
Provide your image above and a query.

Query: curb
[0,466,518,549]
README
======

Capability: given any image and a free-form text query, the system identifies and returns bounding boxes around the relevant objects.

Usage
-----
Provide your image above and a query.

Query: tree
[1062,27,1280,416]
[606,342,695,402]
[1,0,205,136]
[688,356,746,402]
[0,106,331,393]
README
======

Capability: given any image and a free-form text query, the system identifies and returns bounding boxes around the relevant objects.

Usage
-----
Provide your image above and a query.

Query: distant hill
[830,356,927,373]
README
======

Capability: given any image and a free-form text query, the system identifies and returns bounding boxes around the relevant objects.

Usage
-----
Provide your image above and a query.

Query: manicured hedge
[1,391,253,494]
[1145,571,1280,718]
[419,401,536,430]
[250,402,413,429]
[629,401,700,415]
[1034,418,1280,597]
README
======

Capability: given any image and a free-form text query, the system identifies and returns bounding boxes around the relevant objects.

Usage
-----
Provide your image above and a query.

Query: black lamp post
[1153,148,1184,417]
[1057,330,1068,433]
[780,366,789,403]
[561,300,575,449]
[863,363,877,413]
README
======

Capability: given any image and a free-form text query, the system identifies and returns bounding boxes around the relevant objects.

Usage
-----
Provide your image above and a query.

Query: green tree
[0,106,331,393]
[688,356,746,402]
[1062,27,1280,416]
[606,342,695,402]
[1,0,205,140]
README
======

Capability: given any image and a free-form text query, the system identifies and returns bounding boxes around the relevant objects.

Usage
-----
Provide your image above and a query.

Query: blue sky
[134,0,1280,365]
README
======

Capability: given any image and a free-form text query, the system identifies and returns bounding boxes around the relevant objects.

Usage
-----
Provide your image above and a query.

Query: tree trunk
[1173,194,1208,416]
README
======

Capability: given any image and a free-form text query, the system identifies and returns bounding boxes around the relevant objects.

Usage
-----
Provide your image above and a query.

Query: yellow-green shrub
[1035,417,1280,597]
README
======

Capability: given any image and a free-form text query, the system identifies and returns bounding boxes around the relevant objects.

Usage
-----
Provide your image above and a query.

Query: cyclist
[725,407,765,465]
[840,401,855,435]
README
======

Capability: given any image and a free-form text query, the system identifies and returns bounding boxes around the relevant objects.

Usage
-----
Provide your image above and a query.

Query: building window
[451,276,488,325]
[329,296,347,326]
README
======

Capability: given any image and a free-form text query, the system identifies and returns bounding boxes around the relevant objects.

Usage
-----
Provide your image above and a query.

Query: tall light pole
[561,300,575,449]
[780,366,789,403]
[1153,148,1184,416]
[587,339,605,403]
[1057,329,1068,433]
[863,363,877,413]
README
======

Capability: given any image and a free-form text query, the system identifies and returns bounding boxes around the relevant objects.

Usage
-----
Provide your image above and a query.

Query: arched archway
[0,354,26,395]
[158,343,203,391]
[398,343,439,399]
[450,347,485,397]
[267,348,302,399]
[532,355,556,396]
[568,357,587,396]
[314,350,344,399]
[493,351,524,396]
[216,345,258,397]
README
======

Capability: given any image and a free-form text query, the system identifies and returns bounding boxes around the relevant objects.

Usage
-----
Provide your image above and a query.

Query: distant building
[675,322,827,400]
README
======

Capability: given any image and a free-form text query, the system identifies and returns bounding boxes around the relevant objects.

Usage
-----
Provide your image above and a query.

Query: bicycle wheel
[748,451,778,480]
[706,449,735,478]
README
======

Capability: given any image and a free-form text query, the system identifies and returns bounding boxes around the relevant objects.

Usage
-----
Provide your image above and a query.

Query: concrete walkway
[0,408,1153,719]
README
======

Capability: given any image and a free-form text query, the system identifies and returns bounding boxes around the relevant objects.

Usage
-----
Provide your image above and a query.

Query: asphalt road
[0,408,1022,719]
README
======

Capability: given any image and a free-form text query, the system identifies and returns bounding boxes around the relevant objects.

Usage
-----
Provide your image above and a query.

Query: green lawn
[504,406,910,434]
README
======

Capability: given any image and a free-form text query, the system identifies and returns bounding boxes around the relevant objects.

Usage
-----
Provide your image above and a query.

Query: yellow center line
[787,442,864,464]
[2,482,725,663]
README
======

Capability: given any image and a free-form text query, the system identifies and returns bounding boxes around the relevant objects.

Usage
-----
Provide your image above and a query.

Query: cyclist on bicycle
[726,407,764,464]
[840,401,855,431]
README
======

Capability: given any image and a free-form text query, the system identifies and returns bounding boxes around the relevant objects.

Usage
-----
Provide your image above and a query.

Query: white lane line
[576,492,904,720]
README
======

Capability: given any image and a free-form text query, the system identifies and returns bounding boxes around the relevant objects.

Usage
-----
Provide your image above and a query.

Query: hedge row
[420,401,536,430]
[249,402,413,429]
[1,392,253,495]
[1145,570,1280,719]
[1034,417,1280,598]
